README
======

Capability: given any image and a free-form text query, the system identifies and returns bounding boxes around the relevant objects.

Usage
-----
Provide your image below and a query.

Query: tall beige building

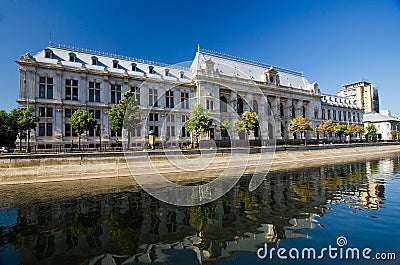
[337,81,379,113]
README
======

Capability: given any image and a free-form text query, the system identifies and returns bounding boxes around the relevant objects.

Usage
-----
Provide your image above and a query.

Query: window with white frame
[69,52,76,62]
[39,76,54,99]
[65,79,78,100]
[166,90,174,108]
[130,86,140,105]
[112,60,118,69]
[38,107,53,118]
[110,84,122,104]
[166,126,175,137]
[91,56,98,65]
[149,89,158,106]
[89,81,101,102]
[181,92,189,109]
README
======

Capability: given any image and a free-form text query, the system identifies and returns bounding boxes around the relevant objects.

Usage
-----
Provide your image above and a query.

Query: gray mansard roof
[31,43,193,84]
[321,94,360,109]
[25,43,317,92]
[364,112,400,123]
[190,47,315,91]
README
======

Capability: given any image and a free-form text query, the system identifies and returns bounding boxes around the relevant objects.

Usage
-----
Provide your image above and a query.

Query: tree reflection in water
[0,155,398,265]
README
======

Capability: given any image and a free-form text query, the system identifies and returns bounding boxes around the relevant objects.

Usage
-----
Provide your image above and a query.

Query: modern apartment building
[338,81,379,113]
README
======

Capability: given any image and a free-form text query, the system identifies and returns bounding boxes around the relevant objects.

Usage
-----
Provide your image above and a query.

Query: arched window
[270,76,274,83]
[220,96,228,112]
[268,123,274,139]
[292,104,296,118]
[237,97,244,114]
[280,103,284,117]
[253,100,258,114]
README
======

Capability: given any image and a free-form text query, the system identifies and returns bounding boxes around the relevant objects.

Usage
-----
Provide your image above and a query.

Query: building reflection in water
[0,156,399,265]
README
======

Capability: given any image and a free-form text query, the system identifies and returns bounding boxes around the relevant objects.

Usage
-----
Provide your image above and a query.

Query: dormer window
[276,74,280,85]
[68,52,76,62]
[112,60,118,69]
[91,56,98,65]
[148,66,154,74]
[180,71,184,78]
[44,48,53,59]
[269,76,274,83]
[165,69,169,76]
[131,63,137,71]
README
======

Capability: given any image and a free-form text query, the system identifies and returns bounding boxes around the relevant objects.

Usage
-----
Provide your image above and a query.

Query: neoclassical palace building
[17,44,363,149]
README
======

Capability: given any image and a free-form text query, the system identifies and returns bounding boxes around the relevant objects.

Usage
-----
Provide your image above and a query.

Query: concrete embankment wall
[0,143,399,185]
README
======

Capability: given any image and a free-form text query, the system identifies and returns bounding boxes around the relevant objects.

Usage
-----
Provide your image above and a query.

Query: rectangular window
[38,107,52,117]
[39,107,46,117]
[39,77,53,99]
[180,92,189,109]
[166,114,175,122]
[338,111,342,121]
[328,110,331,120]
[166,90,174,108]
[110,84,122,104]
[322,109,326,120]
[166,126,175,137]
[89,81,101,102]
[149,113,159,122]
[149,88,158,106]
[46,123,53,136]
[131,86,140,105]
[65,123,71,136]
[65,79,78,100]
[39,123,45,136]
[89,109,101,120]
[343,112,347,121]
[65,108,76,118]
[333,110,336,121]
[149,126,159,136]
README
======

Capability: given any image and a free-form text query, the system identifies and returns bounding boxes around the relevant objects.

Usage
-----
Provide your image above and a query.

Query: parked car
[0,147,8,153]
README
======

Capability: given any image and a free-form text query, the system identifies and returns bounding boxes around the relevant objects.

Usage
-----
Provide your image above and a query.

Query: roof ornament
[20,52,36,62]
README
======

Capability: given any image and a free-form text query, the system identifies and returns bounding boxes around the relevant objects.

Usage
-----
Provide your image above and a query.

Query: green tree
[8,106,39,152]
[333,123,347,141]
[241,111,259,135]
[220,120,230,138]
[186,104,213,148]
[390,130,399,140]
[288,115,313,145]
[367,124,377,141]
[345,123,358,143]
[317,119,334,140]
[109,91,141,149]
[70,110,97,150]
[0,110,19,148]
[8,108,25,151]
[356,125,365,141]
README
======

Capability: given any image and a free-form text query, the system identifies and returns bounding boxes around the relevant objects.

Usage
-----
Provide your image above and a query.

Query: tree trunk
[304,131,307,146]
[78,135,81,151]
[128,130,131,150]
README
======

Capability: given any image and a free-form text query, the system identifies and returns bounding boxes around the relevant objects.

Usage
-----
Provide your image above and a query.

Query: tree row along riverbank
[0,144,399,185]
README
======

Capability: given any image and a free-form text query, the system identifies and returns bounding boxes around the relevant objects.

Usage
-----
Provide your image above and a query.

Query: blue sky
[0,0,399,114]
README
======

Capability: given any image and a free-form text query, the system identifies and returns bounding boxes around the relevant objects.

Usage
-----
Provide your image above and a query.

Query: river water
[0,154,399,265]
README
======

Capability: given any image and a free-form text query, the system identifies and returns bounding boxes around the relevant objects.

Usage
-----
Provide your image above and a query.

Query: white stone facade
[17,44,364,148]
